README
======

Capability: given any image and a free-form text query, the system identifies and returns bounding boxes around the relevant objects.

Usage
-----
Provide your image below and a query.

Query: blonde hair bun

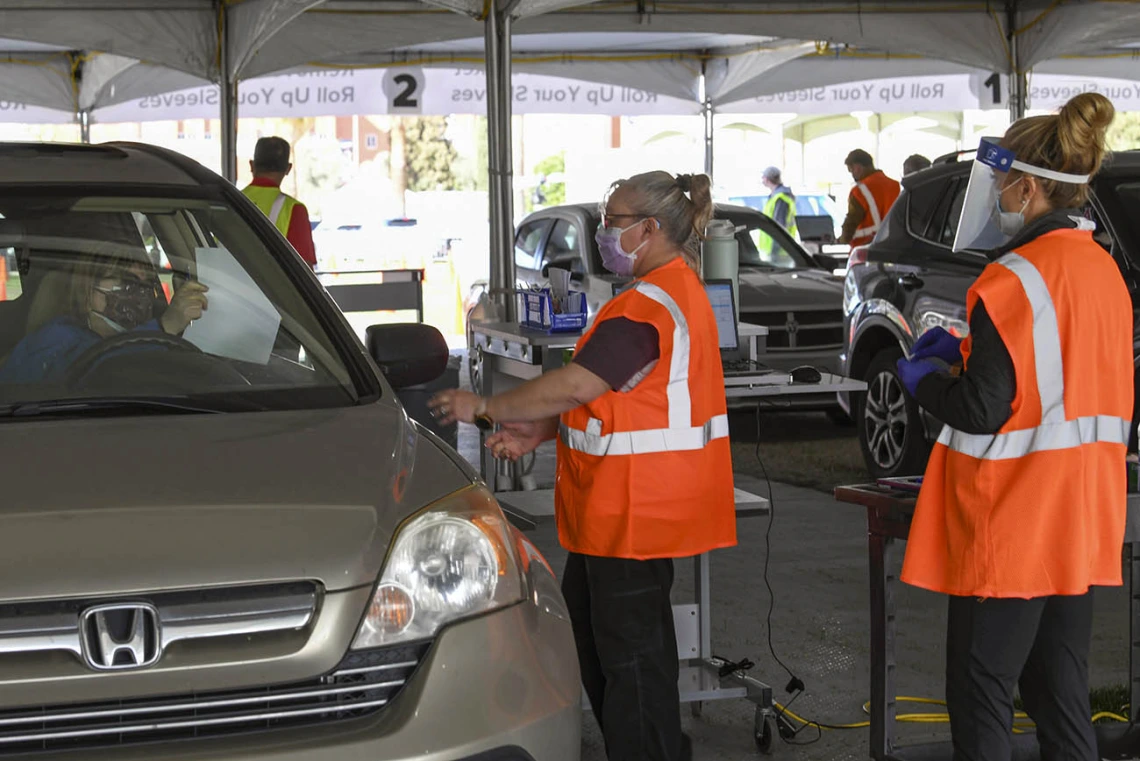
[1002,92,1115,208]
[1057,92,1115,170]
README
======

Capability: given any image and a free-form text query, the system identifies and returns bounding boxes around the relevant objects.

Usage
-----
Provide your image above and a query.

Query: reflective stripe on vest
[558,280,727,456]
[268,193,288,228]
[937,252,1131,460]
[560,414,730,456]
[853,182,882,239]
[242,184,296,238]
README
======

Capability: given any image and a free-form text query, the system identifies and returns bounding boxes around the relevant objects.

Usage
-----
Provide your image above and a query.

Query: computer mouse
[789,365,822,384]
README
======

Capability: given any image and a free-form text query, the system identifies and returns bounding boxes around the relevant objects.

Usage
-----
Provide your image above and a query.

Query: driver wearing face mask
[0,255,208,385]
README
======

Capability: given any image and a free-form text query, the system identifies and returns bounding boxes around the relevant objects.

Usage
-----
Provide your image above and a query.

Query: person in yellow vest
[896,92,1129,760]
[838,149,900,247]
[761,165,798,237]
[428,171,736,761]
[241,137,317,269]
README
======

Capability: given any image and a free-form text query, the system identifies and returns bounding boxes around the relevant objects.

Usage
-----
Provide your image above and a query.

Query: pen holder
[517,289,587,333]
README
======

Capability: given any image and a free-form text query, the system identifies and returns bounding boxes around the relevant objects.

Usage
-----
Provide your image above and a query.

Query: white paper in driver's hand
[182,247,281,364]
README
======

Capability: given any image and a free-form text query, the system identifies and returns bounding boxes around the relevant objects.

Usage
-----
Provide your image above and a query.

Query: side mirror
[366,323,449,390]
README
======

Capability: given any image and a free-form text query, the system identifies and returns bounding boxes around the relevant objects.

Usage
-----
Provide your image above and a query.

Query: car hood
[738,267,843,311]
[0,399,472,602]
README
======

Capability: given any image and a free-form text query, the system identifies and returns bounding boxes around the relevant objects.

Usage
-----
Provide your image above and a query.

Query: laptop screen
[704,280,738,352]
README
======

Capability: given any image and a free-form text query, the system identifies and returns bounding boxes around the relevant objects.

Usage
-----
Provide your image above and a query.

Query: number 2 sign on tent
[384,69,424,114]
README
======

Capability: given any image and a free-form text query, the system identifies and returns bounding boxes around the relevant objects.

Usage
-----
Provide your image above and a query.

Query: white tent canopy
[0,0,1138,317]
[0,2,1137,126]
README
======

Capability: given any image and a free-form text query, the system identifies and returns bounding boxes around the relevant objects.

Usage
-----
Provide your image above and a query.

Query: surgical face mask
[595,219,651,277]
[995,178,1029,237]
[93,278,158,331]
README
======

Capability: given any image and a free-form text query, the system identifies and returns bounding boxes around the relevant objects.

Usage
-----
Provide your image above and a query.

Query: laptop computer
[705,279,772,378]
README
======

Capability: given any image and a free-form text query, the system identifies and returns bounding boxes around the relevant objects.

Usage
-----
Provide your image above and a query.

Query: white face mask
[996,178,1029,237]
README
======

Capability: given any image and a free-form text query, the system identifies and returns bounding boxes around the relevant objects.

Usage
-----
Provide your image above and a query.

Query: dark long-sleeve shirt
[913,210,1094,435]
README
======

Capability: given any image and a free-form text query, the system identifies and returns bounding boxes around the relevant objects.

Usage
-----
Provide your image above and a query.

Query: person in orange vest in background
[241,137,317,269]
[896,92,1129,760]
[838,149,900,247]
[428,171,736,761]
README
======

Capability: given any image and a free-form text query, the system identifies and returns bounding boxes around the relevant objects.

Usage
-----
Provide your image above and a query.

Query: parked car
[313,216,441,273]
[840,150,1140,478]
[727,191,843,249]
[466,203,846,410]
[0,142,579,760]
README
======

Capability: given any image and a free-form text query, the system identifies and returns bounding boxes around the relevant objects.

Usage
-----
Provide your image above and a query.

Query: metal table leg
[868,516,901,761]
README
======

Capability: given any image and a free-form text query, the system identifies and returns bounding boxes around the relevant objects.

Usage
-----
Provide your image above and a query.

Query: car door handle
[898,273,924,290]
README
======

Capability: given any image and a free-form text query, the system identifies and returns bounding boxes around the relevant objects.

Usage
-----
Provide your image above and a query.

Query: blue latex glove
[910,327,962,364]
[897,357,943,397]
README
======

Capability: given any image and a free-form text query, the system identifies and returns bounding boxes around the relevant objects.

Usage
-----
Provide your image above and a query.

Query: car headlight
[842,271,861,316]
[351,485,525,648]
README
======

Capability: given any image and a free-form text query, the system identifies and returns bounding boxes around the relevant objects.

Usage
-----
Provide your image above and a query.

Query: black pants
[562,552,683,761]
[945,592,1097,761]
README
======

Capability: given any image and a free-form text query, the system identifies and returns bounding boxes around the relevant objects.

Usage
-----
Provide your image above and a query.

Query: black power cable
[754,401,802,687]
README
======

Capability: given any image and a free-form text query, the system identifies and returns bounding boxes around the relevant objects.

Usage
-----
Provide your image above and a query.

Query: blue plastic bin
[518,289,587,333]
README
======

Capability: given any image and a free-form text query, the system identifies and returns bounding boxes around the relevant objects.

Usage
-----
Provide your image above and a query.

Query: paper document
[182,247,281,364]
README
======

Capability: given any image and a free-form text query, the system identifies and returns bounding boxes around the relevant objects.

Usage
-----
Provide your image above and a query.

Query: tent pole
[483,6,506,318]
[219,3,238,183]
[1007,2,1027,121]
[700,63,713,178]
[498,11,516,322]
[484,2,516,322]
[78,110,91,144]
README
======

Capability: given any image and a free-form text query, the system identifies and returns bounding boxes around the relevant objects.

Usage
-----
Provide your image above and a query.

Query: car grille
[0,642,429,755]
[742,309,844,351]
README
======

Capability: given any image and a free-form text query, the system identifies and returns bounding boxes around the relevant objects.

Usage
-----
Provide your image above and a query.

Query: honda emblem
[80,603,162,671]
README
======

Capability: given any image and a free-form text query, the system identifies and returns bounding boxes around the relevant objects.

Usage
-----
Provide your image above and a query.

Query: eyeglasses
[94,279,159,299]
[600,211,647,230]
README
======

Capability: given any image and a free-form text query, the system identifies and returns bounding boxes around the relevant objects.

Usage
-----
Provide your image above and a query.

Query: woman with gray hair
[430,171,736,761]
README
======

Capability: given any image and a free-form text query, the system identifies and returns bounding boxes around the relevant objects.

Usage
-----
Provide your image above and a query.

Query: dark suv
[839,150,1140,478]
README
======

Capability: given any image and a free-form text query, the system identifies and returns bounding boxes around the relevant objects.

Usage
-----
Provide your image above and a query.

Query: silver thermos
[702,219,739,319]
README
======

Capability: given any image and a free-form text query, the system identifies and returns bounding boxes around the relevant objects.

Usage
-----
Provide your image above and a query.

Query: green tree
[528,151,566,211]
[405,116,460,192]
[1108,112,1140,151]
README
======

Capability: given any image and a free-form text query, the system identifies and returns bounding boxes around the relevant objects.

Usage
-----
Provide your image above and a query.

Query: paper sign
[182,247,282,364]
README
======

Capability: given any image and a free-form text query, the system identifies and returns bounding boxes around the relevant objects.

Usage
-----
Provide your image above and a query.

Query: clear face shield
[951,137,1091,253]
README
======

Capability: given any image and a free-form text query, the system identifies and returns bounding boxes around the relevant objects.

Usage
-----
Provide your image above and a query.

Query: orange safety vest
[849,171,900,247]
[554,258,737,559]
[901,228,1133,598]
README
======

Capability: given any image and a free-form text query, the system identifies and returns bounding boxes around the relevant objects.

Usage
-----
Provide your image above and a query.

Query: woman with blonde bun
[897,92,1131,760]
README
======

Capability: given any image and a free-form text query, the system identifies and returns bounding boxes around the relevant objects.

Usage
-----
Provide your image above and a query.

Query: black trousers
[945,592,1097,761]
[561,552,683,761]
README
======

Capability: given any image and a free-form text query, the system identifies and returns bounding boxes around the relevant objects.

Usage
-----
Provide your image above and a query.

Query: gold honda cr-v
[0,142,580,760]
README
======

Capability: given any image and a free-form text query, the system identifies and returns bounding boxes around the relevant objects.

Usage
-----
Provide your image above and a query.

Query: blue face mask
[595,220,650,277]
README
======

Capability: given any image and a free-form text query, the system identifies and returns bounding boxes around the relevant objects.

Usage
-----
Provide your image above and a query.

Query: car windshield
[727,213,815,270]
[0,190,367,413]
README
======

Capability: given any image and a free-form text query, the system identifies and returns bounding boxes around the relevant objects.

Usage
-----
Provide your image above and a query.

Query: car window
[745,229,798,268]
[939,181,968,246]
[906,176,952,242]
[514,218,552,270]
[0,191,364,411]
[543,219,584,275]
[0,246,21,304]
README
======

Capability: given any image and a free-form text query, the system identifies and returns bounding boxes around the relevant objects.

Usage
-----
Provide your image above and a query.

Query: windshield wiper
[0,397,254,419]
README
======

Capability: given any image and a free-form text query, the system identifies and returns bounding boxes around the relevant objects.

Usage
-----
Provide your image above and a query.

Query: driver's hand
[161,281,209,335]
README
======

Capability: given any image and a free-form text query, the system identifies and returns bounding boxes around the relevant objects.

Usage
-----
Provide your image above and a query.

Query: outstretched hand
[485,421,548,461]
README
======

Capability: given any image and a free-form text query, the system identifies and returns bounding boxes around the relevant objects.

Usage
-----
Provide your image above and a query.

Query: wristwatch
[473,399,495,432]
